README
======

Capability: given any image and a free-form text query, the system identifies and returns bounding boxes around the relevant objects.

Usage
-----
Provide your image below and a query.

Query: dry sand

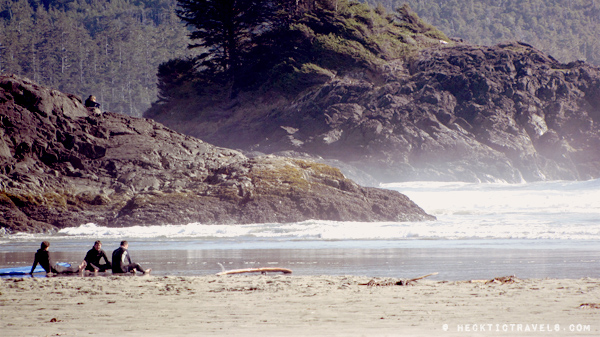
[1,274,599,336]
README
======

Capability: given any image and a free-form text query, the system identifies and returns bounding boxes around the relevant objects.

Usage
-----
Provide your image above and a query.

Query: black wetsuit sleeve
[30,253,39,274]
[46,252,56,273]
[101,250,112,267]
[84,250,96,269]
[84,250,91,263]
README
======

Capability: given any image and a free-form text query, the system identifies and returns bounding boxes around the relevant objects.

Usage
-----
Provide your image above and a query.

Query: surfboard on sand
[0,263,71,276]
[216,267,292,276]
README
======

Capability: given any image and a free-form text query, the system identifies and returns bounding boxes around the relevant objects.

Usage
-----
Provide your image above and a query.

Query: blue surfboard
[0,262,71,276]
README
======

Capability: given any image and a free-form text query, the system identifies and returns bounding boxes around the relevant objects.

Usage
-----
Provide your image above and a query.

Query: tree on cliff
[154,0,448,102]
[176,0,279,82]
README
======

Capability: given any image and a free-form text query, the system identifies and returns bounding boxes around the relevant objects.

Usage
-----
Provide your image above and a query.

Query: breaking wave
[6,179,600,242]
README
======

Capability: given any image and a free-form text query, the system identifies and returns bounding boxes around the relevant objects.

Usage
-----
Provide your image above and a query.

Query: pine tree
[176,0,278,80]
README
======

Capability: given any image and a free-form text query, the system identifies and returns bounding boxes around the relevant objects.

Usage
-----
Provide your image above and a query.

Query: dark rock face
[0,75,434,234]
[151,42,600,183]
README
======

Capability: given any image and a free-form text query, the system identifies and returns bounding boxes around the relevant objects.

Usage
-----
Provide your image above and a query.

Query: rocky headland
[0,74,434,234]
[147,5,600,184]
[150,41,600,184]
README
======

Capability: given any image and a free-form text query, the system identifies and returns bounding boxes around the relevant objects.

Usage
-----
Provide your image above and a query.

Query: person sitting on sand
[29,241,86,276]
[111,241,151,275]
[84,240,112,273]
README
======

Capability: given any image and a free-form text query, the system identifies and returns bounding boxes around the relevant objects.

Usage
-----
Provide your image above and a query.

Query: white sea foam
[7,179,600,241]
[52,217,600,241]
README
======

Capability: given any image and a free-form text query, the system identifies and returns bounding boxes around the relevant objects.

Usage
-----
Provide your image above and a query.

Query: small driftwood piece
[579,303,600,309]
[486,275,520,284]
[216,267,292,276]
[360,272,438,286]
[470,275,520,284]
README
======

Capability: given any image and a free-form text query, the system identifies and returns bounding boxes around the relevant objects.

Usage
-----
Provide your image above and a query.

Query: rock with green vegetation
[148,2,600,183]
[372,0,600,67]
[0,74,434,234]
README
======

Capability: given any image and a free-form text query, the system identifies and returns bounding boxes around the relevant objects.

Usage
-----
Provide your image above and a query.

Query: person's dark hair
[120,240,128,246]
[41,241,50,249]
[94,240,102,246]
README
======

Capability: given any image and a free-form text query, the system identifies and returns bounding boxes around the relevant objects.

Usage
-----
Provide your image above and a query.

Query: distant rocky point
[0,75,434,234]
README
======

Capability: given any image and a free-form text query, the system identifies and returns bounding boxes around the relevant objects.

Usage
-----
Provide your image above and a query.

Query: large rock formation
[150,42,600,183]
[0,75,434,234]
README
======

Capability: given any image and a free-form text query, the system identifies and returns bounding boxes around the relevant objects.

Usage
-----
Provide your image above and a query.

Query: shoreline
[1,275,599,336]
[3,243,600,281]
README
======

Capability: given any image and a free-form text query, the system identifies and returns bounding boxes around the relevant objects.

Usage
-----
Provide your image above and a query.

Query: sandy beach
[1,274,599,337]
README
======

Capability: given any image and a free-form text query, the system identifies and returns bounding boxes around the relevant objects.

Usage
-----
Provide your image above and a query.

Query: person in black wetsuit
[111,241,151,274]
[29,241,86,276]
[84,240,112,273]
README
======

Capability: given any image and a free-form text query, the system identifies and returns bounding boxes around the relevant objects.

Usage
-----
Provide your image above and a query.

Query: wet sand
[2,243,600,280]
[1,274,599,336]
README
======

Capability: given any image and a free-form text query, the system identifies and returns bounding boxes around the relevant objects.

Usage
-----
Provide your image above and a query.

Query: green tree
[156,57,198,102]
[0,0,192,116]
[176,0,278,81]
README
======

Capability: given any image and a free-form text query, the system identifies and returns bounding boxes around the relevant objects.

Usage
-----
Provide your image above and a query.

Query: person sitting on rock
[84,240,112,273]
[84,95,101,108]
[112,241,151,275]
[29,241,87,276]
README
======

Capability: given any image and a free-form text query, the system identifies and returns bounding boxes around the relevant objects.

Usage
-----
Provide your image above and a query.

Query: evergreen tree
[0,0,192,116]
[176,0,278,81]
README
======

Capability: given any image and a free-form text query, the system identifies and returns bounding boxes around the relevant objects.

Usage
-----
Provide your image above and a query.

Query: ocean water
[1,179,599,280]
